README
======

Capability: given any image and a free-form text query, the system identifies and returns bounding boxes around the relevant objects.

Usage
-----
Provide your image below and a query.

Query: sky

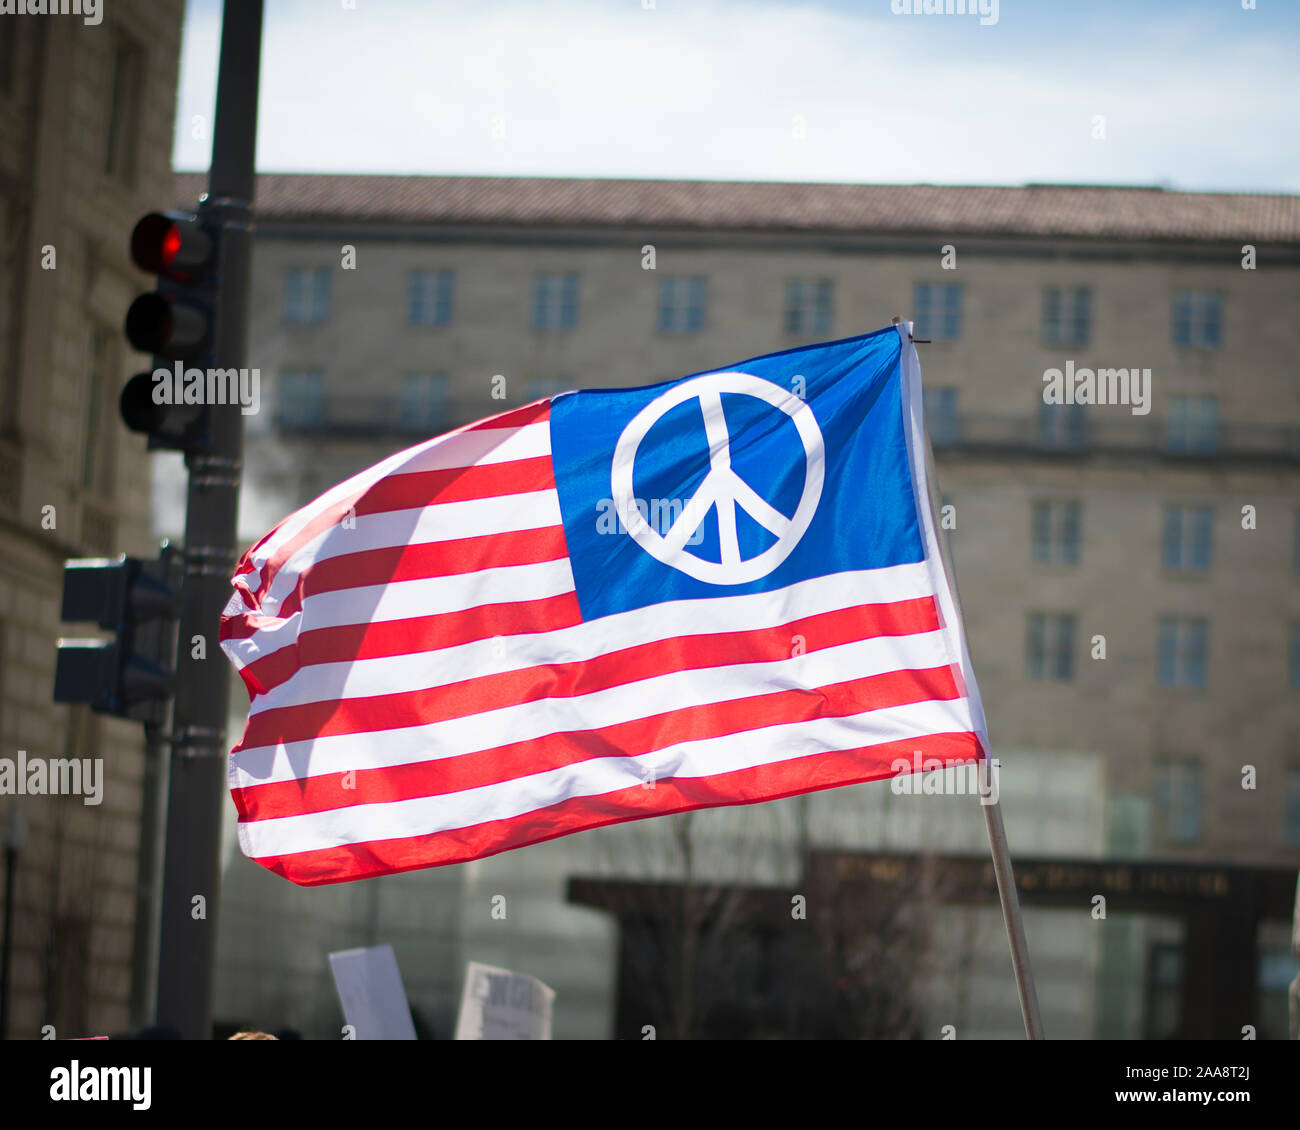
[172,0,1300,191]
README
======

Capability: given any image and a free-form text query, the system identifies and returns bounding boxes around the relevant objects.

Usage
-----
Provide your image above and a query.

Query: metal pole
[0,845,16,1039]
[899,318,1045,1039]
[982,797,1045,1039]
[128,729,167,1028]
[154,0,262,1040]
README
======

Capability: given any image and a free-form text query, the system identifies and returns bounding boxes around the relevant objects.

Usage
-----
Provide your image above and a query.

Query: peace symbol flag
[220,322,988,885]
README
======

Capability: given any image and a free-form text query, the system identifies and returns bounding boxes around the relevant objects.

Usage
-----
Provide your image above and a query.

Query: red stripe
[221,524,569,649]
[233,664,960,821]
[244,401,552,604]
[235,597,941,751]
[299,525,569,596]
[237,591,583,699]
[351,456,554,518]
[244,732,983,886]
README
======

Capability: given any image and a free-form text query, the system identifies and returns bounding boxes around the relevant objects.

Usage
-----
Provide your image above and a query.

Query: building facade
[0,3,185,1038]
[168,172,1300,1038]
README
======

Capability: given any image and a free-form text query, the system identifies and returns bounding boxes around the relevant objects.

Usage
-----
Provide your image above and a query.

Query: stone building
[0,3,185,1038]
[168,171,1300,1039]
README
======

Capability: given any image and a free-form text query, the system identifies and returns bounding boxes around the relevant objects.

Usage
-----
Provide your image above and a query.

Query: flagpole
[981,791,1045,1038]
[898,318,1046,1040]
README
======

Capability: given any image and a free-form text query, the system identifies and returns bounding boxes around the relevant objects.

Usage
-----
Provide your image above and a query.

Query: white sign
[454,961,555,1040]
[328,944,418,1040]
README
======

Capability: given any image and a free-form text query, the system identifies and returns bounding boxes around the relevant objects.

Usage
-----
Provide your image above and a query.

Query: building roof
[173,172,1300,243]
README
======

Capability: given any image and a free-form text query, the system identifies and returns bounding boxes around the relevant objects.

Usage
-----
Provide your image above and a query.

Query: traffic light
[54,544,183,727]
[121,209,222,453]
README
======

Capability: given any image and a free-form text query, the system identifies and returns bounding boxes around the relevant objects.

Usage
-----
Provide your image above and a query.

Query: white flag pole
[895,317,1046,1040]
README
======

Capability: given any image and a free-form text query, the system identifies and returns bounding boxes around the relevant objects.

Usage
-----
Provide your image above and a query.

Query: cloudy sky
[172,0,1299,191]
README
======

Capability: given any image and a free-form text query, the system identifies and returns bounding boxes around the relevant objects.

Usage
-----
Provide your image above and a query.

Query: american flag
[221,323,988,885]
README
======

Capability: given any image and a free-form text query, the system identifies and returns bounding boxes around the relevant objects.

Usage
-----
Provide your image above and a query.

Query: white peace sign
[611,371,825,585]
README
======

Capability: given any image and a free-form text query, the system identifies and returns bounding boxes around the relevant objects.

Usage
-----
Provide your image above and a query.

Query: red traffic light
[130,212,214,280]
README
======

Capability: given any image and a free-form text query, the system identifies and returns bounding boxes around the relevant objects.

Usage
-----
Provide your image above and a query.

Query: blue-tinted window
[658,277,707,333]
[284,268,331,324]
[924,386,959,445]
[533,273,579,330]
[1153,759,1202,843]
[1162,506,1213,571]
[1157,616,1208,688]
[1037,401,1088,449]
[1165,396,1219,453]
[914,283,962,340]
[400,373,449,431]
[1032,500,1082,565]
[1027,612,1075,681]
[1172,292,1222,348]
[277,369,325,429]
[1285,767,1300,844]
[784,280,834,337]
[1043,287,1092,346]
[408,270,455,326]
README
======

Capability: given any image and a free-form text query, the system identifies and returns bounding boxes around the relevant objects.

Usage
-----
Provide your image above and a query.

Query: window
[1291,625,1300,692]
[1031,500,1082,565]
[658,277,707,334]
[1152,759,1202,843]
[408,270,455,326]
[1042,287,1091,346]
[913,283,962,340]
[1037,401,1088,449]
[924,386,959,445]
[83,325,116,492]
[1285,767,1300,845]
[277,370,325,429]
[283,269,331,324]
[104,37,143,183]
[1145,942,1183,1039]
[1161,506,1213,571]
[400,373,449,432]
[526,375,571,402]
[532,274,579,330]
[784,281,834,337]
[1166,395,1218,453]
[1157,616,1208,688]
[1026,612,1075,681]
[1172,292,1222,349]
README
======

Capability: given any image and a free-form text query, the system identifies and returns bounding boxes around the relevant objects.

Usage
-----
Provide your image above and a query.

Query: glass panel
[1061,501,1082,564]
[1026,613,1045,680]
[1162,507,1182,568]
[1054,615,1075,681]
[1157,618,1179,685]
[1031,502,1051,563]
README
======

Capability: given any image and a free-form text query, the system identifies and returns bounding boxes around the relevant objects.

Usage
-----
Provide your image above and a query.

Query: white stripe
[285,559,574,637]
[235,421,551,610]
[244,489,563,620]
[897,323,989,748]
[237,696,974,858]
[239,561,934,716]
[232,622,963,788]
